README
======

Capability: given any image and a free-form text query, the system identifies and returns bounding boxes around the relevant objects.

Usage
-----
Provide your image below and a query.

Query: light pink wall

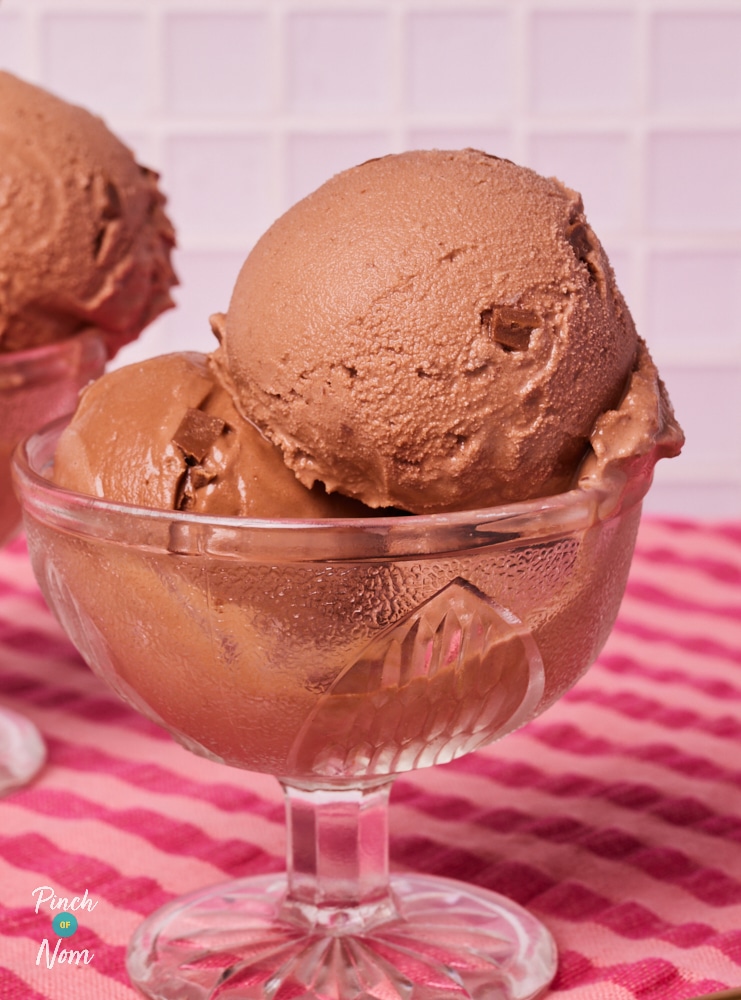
[1,1,739,520]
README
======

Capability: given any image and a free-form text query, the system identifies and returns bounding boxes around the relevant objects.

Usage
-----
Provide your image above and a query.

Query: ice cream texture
[52,149,683,516]
[0,71,176,357]
[53,351,370,518]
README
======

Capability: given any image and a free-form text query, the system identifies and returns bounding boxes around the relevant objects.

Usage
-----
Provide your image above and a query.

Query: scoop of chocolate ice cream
[52,351,372,518]
[0,71,176,356]
[222,149,640,513]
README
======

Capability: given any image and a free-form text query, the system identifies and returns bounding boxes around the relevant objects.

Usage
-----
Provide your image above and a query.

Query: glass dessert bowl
[15,417,659,1000]
[0,331,106,795]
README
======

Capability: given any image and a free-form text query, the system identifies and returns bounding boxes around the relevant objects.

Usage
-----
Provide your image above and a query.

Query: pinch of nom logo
[32,885,97,969]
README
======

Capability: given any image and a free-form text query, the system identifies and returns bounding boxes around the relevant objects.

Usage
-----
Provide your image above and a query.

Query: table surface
[1,516,740,1000]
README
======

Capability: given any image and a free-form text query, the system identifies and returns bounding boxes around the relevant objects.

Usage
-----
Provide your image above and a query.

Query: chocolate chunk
[567,222,592,262]
[481,307,538,352]
[175,466,216,511]
[190,467,214,489]
[567,221,604,288]
[175,469,195,511]
[173,408,225,463]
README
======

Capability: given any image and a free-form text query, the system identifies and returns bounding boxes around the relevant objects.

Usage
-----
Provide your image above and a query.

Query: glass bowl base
[127,872,557,1000]
[0,706,46,796]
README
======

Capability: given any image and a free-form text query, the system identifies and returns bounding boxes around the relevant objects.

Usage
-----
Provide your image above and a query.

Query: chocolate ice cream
[0,71,177,544]
[222,149,670,513]
[53,351,369,518]
[51,149,682,517]
[0,71,176,357]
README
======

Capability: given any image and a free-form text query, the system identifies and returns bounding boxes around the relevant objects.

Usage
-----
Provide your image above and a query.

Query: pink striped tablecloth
[1,516,740,999]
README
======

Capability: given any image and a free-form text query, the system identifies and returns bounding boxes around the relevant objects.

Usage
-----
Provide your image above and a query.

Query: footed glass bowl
[0,331,106,795]
[14,418,657,999]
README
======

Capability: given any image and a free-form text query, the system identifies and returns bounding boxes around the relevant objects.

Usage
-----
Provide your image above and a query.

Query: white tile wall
[42,13,152,117]
[651,11,741,111]
[0,12,25,75]
[647,131,741,232]
[1,0,740,521]
[530,11,637,114]
[407,11,512,115]
[163,133,275,246]
[163,12,272,118]
[287,11,392,113]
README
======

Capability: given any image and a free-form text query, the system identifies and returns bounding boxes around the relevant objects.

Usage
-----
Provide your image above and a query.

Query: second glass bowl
[0,330,106,794]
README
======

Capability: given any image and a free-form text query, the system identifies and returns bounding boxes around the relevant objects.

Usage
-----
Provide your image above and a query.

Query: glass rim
[0,327,106,367]
[0,329,108,395]
[13,415,652,560]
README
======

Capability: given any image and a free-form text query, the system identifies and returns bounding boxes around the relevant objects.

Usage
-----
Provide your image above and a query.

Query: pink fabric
[1,517,740,998]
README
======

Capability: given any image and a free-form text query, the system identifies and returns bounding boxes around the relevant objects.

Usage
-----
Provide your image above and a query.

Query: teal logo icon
[52,912,78,938]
